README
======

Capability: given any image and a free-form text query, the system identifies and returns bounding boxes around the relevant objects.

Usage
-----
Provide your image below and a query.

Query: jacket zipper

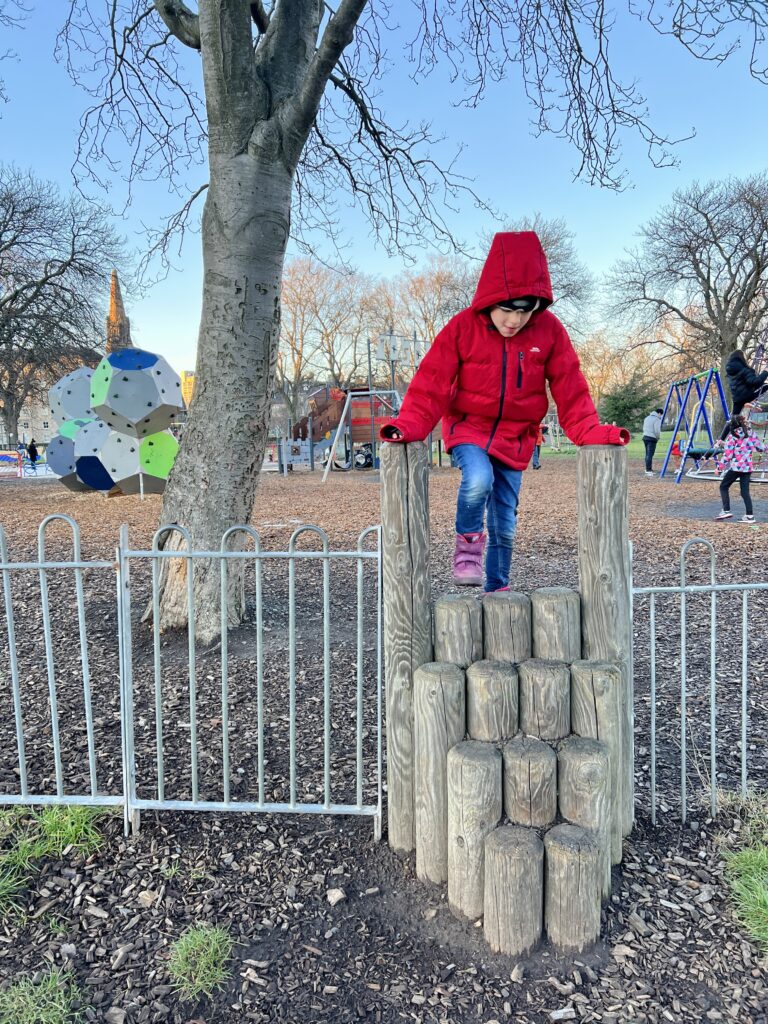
[517,351,523,388]
[485,342,509,452]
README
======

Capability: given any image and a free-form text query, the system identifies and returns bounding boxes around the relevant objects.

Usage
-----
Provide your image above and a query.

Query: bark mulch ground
[0,454,766,1024]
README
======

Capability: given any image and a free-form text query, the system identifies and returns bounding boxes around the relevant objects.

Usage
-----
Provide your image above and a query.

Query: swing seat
[686,447,718,460]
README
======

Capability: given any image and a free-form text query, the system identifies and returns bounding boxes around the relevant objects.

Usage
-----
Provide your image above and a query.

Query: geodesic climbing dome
[48,367,96,424]
[90,348,184,437]
[47,348,183,496]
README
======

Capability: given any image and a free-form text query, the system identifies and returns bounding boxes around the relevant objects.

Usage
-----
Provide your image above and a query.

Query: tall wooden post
[381,441,433,853]
[576,446,633,835]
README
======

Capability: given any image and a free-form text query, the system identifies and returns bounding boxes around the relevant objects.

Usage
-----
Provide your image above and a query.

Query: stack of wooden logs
[414,587,626,956]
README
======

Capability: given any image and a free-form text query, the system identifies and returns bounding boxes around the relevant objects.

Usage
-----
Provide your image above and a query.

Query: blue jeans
[452,444,523,591]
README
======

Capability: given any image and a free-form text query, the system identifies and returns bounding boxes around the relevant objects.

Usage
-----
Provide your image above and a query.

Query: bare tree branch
[607,173,768,372]
[0,165,125,443]
[153,0,200,50]
[290,0,367,148]
[250,1,271,34]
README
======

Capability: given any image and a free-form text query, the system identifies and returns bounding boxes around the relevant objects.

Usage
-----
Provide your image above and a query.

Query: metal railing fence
[0,515,382,839]
[632,537,768,824]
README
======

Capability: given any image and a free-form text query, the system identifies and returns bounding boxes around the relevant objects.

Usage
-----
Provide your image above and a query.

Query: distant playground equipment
[47,350,185,497]
[269,384,427,478]
[0,451,22,478]
[659,367,768,483]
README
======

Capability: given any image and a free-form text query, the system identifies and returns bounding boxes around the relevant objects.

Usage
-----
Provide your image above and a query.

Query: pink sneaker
[453,532,486,586]
[483,586,509,595]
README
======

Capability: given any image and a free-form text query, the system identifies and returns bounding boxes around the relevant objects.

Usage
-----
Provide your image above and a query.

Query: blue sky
[3,4,768,373]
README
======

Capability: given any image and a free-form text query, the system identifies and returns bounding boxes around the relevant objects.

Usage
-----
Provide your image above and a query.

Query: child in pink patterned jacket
[714,415,766,523]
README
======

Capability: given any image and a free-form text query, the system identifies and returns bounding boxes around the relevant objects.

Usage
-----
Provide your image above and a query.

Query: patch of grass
[723,791,768,953]
[44,913,68,938]
[168,923,233,1001]
[0,806,109,918]
[0,967,84,1024]
[35,806,106,857]
[160,860,180,880]
[0,862,26,916]
[726,846,768,949]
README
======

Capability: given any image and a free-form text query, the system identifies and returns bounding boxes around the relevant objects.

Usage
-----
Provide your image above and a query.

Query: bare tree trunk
[156,155,292,641]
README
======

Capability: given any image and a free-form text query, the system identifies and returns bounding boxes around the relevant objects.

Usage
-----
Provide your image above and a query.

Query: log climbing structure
[381,442,632,956]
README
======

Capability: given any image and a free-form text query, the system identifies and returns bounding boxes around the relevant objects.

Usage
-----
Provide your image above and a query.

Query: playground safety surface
[0,455,766,1023]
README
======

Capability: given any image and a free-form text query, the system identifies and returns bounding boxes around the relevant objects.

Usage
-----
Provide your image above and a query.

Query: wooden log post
[577,446,633,836]
[482,591,531,662]
[518,659,570,741]
[571,660,623,865]
[381,441,433,853]
[434,595,483,667]
[466,661,518,742]
[531,587,581,661]
[484,827,544,955]
[502,736,557,826]
[557,736,611,899]
[413,663,466,884]
[447,741,502,920]
[544,824,602,953]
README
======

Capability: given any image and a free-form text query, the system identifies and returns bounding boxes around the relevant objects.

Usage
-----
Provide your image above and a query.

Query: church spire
[106,269,133,353]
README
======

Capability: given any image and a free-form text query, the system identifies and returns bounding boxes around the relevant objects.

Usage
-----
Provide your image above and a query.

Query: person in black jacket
[26,439,38,464]
[725,350,768,415]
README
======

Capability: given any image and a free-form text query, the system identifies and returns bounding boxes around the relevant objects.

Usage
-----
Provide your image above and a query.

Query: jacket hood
[726,350,747,371]
[471,231,554,313]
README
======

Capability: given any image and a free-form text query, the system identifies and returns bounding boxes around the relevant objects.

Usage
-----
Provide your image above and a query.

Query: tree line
[3,167,768,445]
[277,174,768,433]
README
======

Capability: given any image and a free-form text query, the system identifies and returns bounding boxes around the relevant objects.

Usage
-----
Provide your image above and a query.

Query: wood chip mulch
[0,455,766,1023]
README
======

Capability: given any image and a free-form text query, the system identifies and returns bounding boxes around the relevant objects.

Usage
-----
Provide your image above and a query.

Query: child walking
[379,232,629,592]
[715,415,765,523]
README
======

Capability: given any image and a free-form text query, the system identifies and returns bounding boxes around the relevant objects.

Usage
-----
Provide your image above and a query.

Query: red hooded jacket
[380,232,630,468]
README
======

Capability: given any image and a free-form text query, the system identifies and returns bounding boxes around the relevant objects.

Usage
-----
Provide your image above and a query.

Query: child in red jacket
[380,232,630,592]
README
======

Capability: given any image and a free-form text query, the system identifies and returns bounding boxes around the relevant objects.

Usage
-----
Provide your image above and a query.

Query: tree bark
[157,155,292,639]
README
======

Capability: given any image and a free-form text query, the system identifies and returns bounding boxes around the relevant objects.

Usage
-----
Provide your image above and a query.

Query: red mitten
[379,422,406,442]
[580,424,631,446]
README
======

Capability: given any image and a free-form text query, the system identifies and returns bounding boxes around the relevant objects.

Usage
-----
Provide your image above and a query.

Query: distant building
[1,269,134,448]
[3,407,55,448]
[180,371,195,407]
[105,270,133,353]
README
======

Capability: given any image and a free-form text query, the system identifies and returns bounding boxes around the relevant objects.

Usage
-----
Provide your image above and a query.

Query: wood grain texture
[518,659,570,741]
[414,662,466,884]
[544,824,602,953]
[557,736,611,899]
[466,660,519,741]
[502,736,557,826]
[433,594,483,667]
[577,446,633,836]
[482,591,531,662]
[484,826,543,956]
[570,660,623,865]
[447,740,502,920]
[381,441,433,854]
[531,587,582,661]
